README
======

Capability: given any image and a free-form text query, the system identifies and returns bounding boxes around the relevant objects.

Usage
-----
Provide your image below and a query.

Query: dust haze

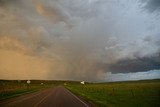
[0,0,160,81]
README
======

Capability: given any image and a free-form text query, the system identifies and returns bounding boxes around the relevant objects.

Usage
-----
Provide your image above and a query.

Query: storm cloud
[107,54,160,73]
[142,0,160,13]
[0,0,160,81]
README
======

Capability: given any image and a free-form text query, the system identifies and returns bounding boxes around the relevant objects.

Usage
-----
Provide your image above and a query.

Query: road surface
[0,86,94,107]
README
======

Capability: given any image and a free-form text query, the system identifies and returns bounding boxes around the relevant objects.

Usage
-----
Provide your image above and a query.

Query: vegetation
[66,79,160,107]
[1,79,160,107]
[0,80,66,100]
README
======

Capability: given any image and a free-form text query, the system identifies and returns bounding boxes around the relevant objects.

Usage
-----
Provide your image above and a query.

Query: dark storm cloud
[107,53,160,73]
[143,0,160,13]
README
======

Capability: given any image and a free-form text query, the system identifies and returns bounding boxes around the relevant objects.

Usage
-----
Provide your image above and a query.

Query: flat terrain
[0,86,92,107]
[0,79,159,107]
[67,80,160,107]
[0,80,56,100]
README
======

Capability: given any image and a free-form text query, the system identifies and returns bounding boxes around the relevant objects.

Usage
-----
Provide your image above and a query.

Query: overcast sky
[0,0,160,81]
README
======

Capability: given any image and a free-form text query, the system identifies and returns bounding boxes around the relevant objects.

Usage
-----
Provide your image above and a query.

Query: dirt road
[0,86,94,107]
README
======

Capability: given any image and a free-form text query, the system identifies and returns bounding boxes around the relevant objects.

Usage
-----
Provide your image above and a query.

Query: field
[0,79,160,107]
[0,80,68,100]
[66,79,160,107]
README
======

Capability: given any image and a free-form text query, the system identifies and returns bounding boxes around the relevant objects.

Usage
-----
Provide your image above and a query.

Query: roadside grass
[0,80,56,100]
[1,79,160,107]
[0,89,37,100]
[0,80,82,100]
[66,80,160,107]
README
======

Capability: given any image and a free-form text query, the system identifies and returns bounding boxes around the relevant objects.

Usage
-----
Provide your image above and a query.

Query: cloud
[142,0,160,13]
[0,36,29,53]
[0,0,160,81]
[35,2,67,24]
[107,54,160,73]
[106,70,160,81]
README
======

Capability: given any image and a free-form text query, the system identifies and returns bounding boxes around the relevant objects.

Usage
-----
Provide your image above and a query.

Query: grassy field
[1,79,160,107]
[66,79,160,107]
[0,80,67,100]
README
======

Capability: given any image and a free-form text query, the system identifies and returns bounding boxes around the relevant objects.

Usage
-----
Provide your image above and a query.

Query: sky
[0,0,160,81]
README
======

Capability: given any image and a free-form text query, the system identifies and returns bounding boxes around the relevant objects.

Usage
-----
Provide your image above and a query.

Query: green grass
[1,79,160,107]
[0,80,58,100]
[66,80,160,107]
[0,79,83,100]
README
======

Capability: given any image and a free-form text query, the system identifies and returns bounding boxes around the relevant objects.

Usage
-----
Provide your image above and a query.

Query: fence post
[131,89,135,97]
